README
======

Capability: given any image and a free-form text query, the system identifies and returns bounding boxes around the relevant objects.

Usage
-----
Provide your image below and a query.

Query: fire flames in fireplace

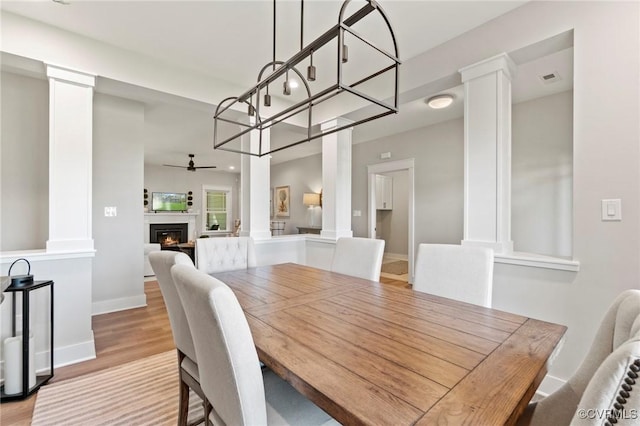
[149,223,189,248]
[161,236,179,246]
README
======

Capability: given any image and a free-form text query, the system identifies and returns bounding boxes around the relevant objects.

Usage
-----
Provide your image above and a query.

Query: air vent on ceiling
[539,71,561,85]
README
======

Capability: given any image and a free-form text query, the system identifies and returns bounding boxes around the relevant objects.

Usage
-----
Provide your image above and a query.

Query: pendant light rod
[300,0,304,50]
[272,0,276,71]
[230,1,382,108]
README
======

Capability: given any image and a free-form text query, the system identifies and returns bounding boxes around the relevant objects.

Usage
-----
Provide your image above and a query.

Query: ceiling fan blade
[194,166,217,169]
[163,164,186,168]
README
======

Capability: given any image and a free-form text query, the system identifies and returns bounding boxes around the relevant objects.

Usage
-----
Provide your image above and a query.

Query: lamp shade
[303,193,321,206]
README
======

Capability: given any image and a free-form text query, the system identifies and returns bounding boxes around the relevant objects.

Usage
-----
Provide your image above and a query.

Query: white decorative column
[320,118,353,240]
[46,65,96,252]
[240,126,272,240]
[459,53,515,253]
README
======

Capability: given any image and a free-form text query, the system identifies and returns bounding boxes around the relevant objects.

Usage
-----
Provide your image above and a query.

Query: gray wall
[354,117,465,246]
[92,93,145,309]
[1,72,49,251]
[144,165,240,238]
[271,154,322,235]
[376,170,409,256]
[512,90,573,257]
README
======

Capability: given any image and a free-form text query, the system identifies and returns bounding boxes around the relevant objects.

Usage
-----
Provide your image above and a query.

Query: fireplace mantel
[144,212,199,243]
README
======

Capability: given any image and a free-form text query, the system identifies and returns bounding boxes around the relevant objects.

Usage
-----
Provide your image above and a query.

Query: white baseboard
[92,294,147,316]
[53,335,97,369]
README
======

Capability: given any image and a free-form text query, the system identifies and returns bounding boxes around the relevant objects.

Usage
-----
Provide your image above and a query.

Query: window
[202,186,232,232]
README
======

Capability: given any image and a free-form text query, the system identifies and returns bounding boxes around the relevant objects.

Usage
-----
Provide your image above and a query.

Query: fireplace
[150,223,188,248]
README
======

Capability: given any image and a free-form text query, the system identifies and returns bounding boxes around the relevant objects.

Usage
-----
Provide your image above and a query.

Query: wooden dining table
[212,263,566,426]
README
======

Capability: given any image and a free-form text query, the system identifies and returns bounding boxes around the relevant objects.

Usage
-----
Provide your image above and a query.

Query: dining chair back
[195,236,256,274]
[171,264,336,426]
[413,243,494,307]
[331,237,385,281]
[149,250,208,426]
[571,316,640,425]
[518,289,640,426]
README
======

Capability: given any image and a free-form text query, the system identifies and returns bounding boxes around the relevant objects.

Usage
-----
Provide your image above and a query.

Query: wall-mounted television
[152,192,187,212]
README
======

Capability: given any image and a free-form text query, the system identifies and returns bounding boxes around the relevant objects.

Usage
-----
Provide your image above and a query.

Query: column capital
[320,117,354,132]
[459,53,516,83]
[46,64,96,87]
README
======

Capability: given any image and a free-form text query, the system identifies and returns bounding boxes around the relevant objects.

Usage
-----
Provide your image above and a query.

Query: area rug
[32,351,203,426]
[381,260,409,275]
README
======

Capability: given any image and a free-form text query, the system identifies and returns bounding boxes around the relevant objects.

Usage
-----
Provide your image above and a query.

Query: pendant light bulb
[283,70,291,96]
[247,95,255,116]
[342,44,349,63]
[264,86,271,107]
[307,50,316,81]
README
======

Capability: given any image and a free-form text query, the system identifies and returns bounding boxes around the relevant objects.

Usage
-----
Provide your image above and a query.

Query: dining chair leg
[178,377,190,426]
[177,350,190,426]
[203,399,211,425]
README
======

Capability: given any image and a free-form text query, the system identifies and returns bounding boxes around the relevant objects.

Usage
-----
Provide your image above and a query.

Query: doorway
[367,159,415,283]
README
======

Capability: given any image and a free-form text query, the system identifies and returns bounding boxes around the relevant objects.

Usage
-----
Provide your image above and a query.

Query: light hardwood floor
[1,275,408,425]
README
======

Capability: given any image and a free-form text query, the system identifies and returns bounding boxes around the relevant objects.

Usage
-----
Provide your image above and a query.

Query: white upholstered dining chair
[571,318,640,426]
[195,236,256,274]
[412,243,494,307]
[330,237,385,281]
[149,250,209,426]
[171,264,339,426]
[518,289,640,426]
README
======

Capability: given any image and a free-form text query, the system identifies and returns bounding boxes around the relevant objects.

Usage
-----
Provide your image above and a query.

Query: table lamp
[303,193,321,227]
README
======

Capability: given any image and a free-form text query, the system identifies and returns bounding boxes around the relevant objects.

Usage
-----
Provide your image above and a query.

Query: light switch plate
[104,206,117,217]
[601,199,621,221]
[353,210,361,217]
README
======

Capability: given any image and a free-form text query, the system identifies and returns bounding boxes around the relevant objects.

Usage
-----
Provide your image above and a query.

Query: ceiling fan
[163,154,217,172]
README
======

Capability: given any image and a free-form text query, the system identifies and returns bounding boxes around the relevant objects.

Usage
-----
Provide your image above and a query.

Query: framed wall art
[275,185,290,217]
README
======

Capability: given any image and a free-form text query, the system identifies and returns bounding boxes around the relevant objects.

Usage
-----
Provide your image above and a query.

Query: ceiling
[1,0,572,172]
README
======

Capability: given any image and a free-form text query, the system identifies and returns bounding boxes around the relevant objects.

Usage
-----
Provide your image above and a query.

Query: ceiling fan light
[427,94,454,109]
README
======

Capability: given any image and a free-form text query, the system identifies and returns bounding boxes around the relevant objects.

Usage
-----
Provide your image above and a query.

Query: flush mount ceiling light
[213,0,401,157]
[426,94,454,109]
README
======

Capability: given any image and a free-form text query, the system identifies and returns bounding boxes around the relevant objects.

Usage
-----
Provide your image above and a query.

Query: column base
[320,230,353,240]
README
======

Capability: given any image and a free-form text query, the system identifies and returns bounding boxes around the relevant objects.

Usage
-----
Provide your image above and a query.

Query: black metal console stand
[1,280,54,402]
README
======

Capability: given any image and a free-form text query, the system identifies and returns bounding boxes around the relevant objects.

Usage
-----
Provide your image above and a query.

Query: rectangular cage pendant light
[213,0,400,157]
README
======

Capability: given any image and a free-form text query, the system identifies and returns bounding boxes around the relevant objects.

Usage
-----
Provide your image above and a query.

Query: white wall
[144,165,240,238]
[1,255,96,369]
[0,71,49,250]
[92,93,146,314]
